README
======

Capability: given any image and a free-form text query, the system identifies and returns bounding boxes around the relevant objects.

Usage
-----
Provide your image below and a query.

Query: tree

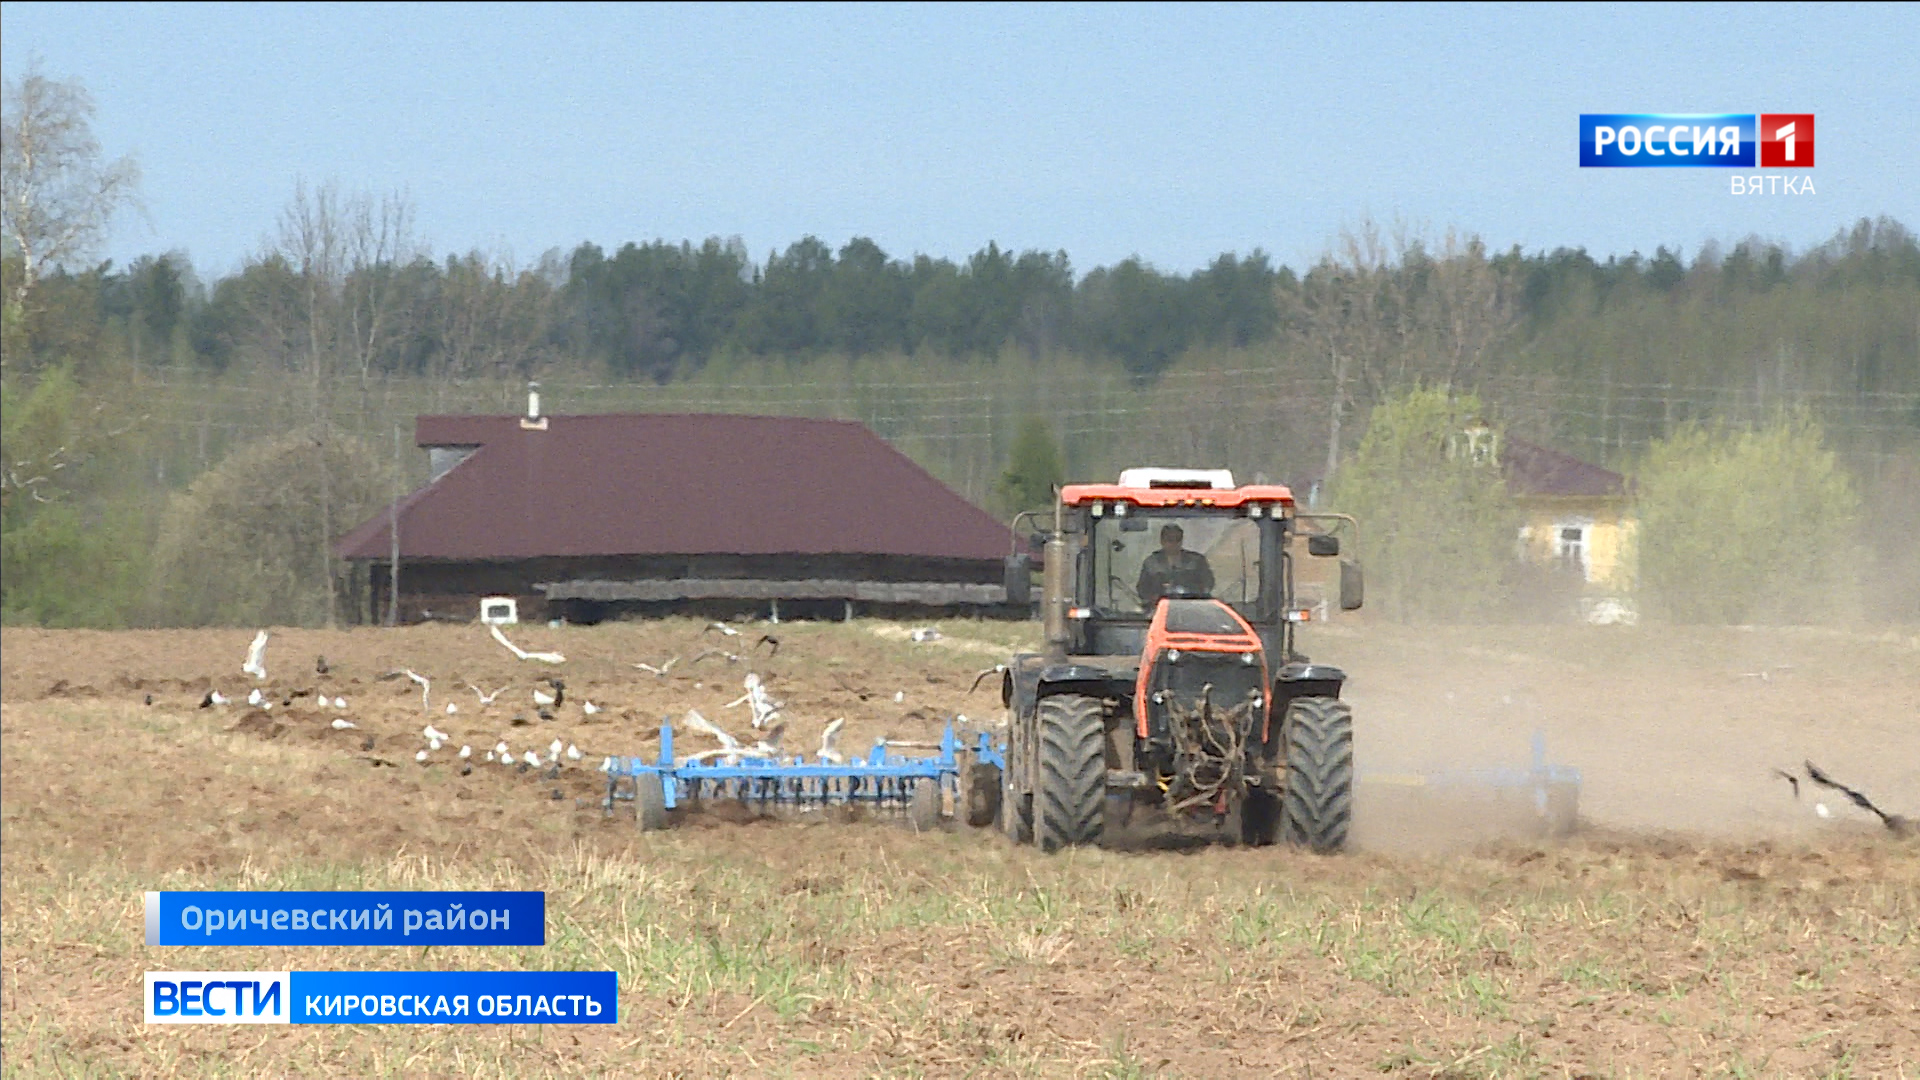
[1326,387,1518,621]
[1633,413,1862,624]
[993,416,1065,517]
[148,427,392,627]
[1,64,140,329]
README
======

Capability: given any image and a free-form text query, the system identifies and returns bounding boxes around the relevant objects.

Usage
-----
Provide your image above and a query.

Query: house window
[1557,526,1587,577]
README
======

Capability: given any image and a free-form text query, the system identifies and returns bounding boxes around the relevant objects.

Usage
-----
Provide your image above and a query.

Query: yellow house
[1451,425,1638,604]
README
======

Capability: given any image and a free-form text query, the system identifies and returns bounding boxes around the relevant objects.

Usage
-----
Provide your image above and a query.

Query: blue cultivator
[606,718,1008,832]
[1357,731,1583,838]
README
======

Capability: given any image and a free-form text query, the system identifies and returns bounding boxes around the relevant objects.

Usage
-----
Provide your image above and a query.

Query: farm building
[1450,423,1637,604]
[333,404,1029,625]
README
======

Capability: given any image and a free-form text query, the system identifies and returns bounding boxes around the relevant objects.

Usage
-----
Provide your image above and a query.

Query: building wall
[1516,498,1635,591]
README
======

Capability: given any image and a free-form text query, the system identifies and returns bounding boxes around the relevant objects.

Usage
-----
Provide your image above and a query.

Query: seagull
[468,684,507,707]
[330,696,348,710]
[429,738,443,752]
[893,691,906,704]
[416,749,430,763]
[402,669,431,712]
[682,709,741,752]
[817,718,846,764]
[331,718,357,730]
[633,657,679,676]
[533,687,556,708]
[485,750,496,763]
[243,630,269,680]
[445,702,459,715]
[523,750,541,768]
[459,745,472,759]
[705,622,741,638]
[909,627,942,643]
[247,688,266,708]
[566,744,582,761]
[423,724,449,743]
[690,648,742,666]
[600,757,615,773]
[724,673,783,730]
[202,690,229,708]
[583,701,601,716]
[1805,761,1915,837]
[548,738,563,763]
[490,624,565,664]
[494,741,510,757]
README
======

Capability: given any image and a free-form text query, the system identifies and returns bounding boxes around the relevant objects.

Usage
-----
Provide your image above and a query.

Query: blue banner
[1579,114,1755,167]
[146,970,618,1024]
[145,891,544,946]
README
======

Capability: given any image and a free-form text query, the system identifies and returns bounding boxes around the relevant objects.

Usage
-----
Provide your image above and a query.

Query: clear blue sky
[3,2,1916,281]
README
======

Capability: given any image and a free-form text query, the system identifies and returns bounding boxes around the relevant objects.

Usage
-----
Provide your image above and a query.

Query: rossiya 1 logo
[1579,114,1814,168]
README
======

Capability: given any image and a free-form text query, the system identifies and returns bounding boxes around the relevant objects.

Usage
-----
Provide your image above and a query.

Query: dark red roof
[1501,437,1625,499]
[334,413,1016,562]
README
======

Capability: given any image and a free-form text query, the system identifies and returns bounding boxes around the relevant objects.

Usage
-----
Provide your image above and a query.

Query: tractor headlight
[1166,649,1181,663]
[1242,651,1257,665]
[1112,501,1127,516]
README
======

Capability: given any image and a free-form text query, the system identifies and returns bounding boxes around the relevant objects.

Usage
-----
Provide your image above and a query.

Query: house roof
[334,413,1016,563]
[1500,437,1626,499]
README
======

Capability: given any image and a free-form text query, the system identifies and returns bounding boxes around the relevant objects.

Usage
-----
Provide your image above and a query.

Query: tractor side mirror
[1339,559,1364,610]
[1308,534,1340,557]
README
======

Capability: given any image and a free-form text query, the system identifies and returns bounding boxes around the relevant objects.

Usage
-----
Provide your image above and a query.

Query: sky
[3,2,1917,282]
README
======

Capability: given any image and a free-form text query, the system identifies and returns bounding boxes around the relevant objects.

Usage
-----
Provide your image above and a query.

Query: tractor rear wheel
[1036,694,1106,852]
[1279,697,1353,853]
[634,772,669,832]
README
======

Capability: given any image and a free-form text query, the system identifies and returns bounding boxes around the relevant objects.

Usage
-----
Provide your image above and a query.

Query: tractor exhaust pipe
[1042,495,1070,658]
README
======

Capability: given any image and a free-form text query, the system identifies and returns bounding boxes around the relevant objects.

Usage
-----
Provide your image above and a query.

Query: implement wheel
[1279,697,1353,853]
[635,772,669,832]
[1036,694,1106,853]
[908,778,942,832]
[966,762,1003,828]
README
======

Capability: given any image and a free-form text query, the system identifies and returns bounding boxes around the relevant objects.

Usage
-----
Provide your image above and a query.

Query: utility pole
[388,423,401,626]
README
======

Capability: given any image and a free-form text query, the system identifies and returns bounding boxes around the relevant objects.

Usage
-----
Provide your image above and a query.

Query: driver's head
[1159,524,1184,554]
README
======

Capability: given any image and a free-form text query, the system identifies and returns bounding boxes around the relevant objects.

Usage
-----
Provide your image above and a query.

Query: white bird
[522,750,540,768]
[201,690,231,708]
[429,738,443,752]
[909,627,942,642]
[423,724,449,743]
[633,657,678,676]
[583,701,601,716]
[402,669,431,712]
[682,708,741,752]
[331,696,348,710]
[1816,802,1832,819]
[494,740,510,757]
[548,738,563,762]
[490,624,565,664]
[533,687,557,708]
[817,718,846,764]
[242,630,269,680]
[485,750,496,762]
[459,745,471,759]
[445,702,459,715]
[247,688,265,707]
[566,743,582,761]
[893,691,906,704]
[415,749,430,763]
[600,756,614,773]
[468,685,506,707]
[705,621,741,637]
[724,672,783,730]
[331,718,357,730]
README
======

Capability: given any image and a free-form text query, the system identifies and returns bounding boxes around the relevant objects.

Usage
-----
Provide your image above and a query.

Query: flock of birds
[1774,761,1915,838]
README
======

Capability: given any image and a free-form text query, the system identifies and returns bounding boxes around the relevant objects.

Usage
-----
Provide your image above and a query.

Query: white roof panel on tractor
[1116,467,1236,490]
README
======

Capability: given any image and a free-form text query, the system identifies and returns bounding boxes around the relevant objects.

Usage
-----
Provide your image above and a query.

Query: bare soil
[3,617,1916,1077]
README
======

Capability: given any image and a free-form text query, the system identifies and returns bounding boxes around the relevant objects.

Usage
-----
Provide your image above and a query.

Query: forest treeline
[3,70,1918,628]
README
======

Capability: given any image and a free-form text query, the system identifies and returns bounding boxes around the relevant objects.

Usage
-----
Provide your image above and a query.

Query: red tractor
[992,468,1363,852]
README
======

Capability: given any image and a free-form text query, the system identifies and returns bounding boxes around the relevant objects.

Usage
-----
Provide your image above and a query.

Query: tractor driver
[1135,523,1214,604]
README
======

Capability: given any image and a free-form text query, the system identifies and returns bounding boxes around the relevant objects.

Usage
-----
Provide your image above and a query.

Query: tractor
[989,467,1364,852]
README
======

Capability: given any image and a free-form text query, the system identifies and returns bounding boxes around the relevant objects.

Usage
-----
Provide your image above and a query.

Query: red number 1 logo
[1759,114,1815,168]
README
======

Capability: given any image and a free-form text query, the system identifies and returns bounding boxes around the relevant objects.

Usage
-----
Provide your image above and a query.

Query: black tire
[1036,694,1106,853]
[1279,697,1353,853]
[635,772,669,832]
[966,762,1003,828]
[1002,716,1034,844]
[908,778,942,832]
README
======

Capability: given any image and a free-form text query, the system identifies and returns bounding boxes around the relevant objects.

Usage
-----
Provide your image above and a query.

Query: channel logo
[1579,114,1813,168]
